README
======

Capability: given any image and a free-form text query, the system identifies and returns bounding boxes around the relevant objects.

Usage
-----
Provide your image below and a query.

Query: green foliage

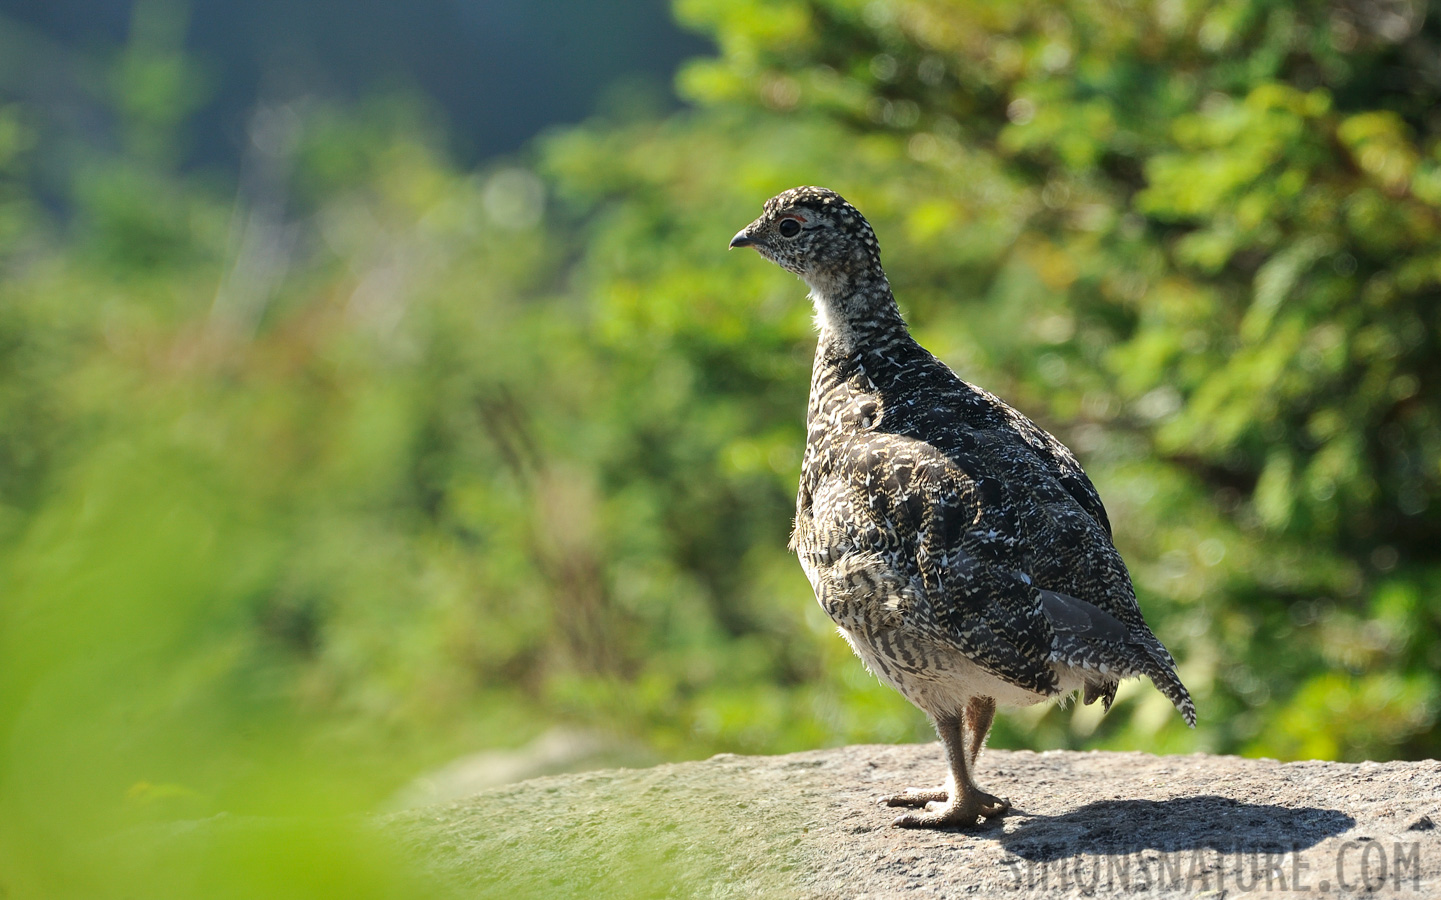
[2,0,1440,895]
[672,0,1441,758]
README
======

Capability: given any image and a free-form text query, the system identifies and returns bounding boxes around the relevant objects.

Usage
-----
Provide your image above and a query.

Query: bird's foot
[884,788,1010,829]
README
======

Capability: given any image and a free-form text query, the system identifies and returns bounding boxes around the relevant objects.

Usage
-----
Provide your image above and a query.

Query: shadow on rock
[999,795,1354,861]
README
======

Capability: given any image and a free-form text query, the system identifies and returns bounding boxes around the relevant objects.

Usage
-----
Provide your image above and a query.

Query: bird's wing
[822,435,1062,696]
[809,433,1195,723]
[988,392,1114,538]
[921,430,1194,722]
[944,421,1151,632]
[909,466,1194,724]
[907,460,1064,694]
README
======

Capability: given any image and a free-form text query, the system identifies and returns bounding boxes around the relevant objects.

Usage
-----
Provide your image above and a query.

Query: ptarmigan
[730,186,1194,829]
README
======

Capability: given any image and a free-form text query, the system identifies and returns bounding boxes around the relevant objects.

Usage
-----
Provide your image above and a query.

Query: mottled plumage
[731,187,1194,828]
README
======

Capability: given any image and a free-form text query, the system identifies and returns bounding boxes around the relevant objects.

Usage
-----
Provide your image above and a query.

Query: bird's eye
[778,218,802,238]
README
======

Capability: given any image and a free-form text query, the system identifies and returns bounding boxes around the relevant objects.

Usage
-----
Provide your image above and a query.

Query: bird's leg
[965,696,995,763]
[882,713,960,809]
[883,705,1009,828]
[963,696,1009,818]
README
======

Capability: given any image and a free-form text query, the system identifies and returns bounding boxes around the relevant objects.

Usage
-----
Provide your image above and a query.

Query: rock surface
[385,744,1441,898]
[387,727,655,810]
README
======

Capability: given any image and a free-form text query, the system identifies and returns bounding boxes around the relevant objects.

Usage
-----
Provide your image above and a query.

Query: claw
[976,791,1011,818]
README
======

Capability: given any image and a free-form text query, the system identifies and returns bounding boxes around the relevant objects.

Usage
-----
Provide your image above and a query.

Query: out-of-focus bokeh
[1,0,1438,895]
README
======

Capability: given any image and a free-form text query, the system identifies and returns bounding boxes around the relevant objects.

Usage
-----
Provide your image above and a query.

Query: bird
[730,186,1195,829]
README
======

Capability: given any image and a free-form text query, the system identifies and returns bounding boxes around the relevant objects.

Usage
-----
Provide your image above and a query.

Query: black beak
[729,229,755,249]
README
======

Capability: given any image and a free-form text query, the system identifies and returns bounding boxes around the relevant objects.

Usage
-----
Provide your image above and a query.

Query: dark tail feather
[1036,588,1195,725]
[1135,636,1196,727]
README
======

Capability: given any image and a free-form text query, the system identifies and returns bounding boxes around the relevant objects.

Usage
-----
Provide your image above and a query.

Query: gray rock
[384,745,1441,898]
[387,727,655,810]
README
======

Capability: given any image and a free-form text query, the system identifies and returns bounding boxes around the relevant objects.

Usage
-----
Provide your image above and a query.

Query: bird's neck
[807,269,909,357]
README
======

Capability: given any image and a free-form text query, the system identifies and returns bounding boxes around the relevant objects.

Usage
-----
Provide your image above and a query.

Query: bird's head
[729,187,884,295]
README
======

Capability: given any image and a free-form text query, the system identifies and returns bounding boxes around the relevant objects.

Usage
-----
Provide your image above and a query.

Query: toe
[881,788,949,808]
[891,801,983,829]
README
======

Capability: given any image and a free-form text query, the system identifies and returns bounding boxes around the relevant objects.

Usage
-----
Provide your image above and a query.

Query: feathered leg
[883,700,1009,827]
[964,696,1010,817]
[965,696,996,764]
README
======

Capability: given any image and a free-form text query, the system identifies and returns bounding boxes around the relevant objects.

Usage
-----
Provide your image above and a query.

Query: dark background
[0,0,711,170]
